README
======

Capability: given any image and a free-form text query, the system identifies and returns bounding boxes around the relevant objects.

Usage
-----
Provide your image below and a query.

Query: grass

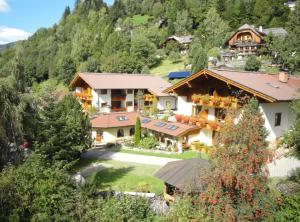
[150,58,187,77]
[76,159,164,194]
[131,15,152,26]
[119,148,208,160]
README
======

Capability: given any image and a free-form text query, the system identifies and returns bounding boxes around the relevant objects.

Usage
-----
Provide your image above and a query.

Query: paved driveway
[81,149,180,166]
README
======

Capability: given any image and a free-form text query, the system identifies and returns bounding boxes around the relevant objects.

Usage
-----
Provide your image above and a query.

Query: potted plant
[222,97,232,107]
[202,94,210,105]
[182,116,190,124]
[191,94,200,103]
[175,114,182,122]
[207,121,219,130]
[189,117,198,125]
[196,118,206,128]
[210,97,221,107]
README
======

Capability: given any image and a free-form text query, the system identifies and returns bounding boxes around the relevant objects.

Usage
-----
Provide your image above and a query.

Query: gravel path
[268,156,300,177]
[82,149,180,166]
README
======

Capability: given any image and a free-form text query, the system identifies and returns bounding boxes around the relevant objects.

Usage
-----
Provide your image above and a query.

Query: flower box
[175,114,183,122]
[202,94,210,105]
[207,121,219,130]
[210,97,221,107]
[191,94,201,103]
[189,117,198,125]
[196,118,206,128]
[222,97,232,107]
[182,116,190,124]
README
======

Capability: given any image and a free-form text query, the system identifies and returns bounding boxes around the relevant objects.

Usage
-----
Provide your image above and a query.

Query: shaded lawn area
[75,159,164,195]
[119,149,209,160]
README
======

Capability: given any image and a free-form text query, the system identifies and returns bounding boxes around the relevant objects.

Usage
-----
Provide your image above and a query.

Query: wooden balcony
[75,92,92,101]
[111,107,127,112]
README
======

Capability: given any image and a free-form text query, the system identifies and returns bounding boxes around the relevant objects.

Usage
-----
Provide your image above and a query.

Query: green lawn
[81,159,164,194]
[131,15,152,26]
[119,148,208,160]
[150,58,187,77]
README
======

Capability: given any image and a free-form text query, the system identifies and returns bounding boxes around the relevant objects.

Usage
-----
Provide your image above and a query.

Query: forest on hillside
[0,0,299,87]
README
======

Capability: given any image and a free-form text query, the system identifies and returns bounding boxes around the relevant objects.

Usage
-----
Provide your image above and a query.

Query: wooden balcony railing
[191,94,238,110]
[111,107,127,112]
[75,92,92,101]
[174,114,221,131]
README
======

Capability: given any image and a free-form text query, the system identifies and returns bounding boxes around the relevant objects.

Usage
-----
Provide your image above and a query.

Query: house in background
[70,73,176,113]
[164,69,300,146]
[224,24,287,60]
[162,35,193,54]
[167,71,191,80]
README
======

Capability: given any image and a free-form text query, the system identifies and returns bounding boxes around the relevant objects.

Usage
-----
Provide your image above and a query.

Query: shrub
[245,55,261,71]
[276,192,300,221]
[139,137,157,149]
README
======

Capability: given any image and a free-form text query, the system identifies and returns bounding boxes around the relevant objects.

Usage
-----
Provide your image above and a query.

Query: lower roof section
[91,112,199,137]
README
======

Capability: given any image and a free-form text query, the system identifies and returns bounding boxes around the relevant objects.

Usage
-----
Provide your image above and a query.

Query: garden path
[82,149,180,166]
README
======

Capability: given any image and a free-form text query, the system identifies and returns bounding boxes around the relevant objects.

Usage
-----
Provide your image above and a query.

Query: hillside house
[70,73,176,113]
[162,35,193,54]
[163,69,300,146]
[224,24,287,60]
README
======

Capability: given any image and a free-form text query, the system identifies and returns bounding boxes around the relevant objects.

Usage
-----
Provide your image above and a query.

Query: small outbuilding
[168,71,191,80]
[154,158,210,202]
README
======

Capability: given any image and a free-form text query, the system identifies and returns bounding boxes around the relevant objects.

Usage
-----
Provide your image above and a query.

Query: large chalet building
[224,24,287,60]
[70,73,176,113]
[163,69,299,146]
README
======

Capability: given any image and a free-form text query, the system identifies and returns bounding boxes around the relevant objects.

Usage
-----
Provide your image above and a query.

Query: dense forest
[0,0,299,87]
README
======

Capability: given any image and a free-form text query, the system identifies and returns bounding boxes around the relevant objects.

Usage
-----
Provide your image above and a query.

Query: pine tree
[189,43,208,74]
[200,99,276,221]
[34,95,92,167]
[134,117,141,146]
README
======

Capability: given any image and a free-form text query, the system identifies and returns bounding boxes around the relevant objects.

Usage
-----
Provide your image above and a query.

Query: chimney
[259,26,263,32]
[278,70,289,83]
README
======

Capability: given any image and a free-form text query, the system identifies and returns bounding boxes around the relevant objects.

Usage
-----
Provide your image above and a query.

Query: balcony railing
[111,107,127,112]
[174,114,221,131]
[191,94,238,110]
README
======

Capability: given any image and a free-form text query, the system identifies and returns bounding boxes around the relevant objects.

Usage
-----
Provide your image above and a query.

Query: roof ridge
[212,69,276,75]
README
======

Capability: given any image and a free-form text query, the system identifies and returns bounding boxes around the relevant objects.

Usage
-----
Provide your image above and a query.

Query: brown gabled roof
[70,73,172,97]
[154,158,210,192]
[91,112,199,137]
[164,69,300,102]
[91,112,138,128]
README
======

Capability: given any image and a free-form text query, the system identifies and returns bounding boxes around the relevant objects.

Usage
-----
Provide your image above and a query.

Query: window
[116,116,128,121]
[101,102,107,107]
[127,89,133,94]
[117,129,124,138]
[100,89,107,95]
[126,101,133,107]
[275,113,282,126]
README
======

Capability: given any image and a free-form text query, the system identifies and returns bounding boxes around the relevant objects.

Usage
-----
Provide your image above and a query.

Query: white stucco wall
[98,89,111,108]
[92,89,99,107]
[188,133,201,145]
[126,91,135,112]
[259,102,294,142]
[199,128,213,146]
[157,96,177,110]
[177,96,193,116]
[92,126,134,143]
